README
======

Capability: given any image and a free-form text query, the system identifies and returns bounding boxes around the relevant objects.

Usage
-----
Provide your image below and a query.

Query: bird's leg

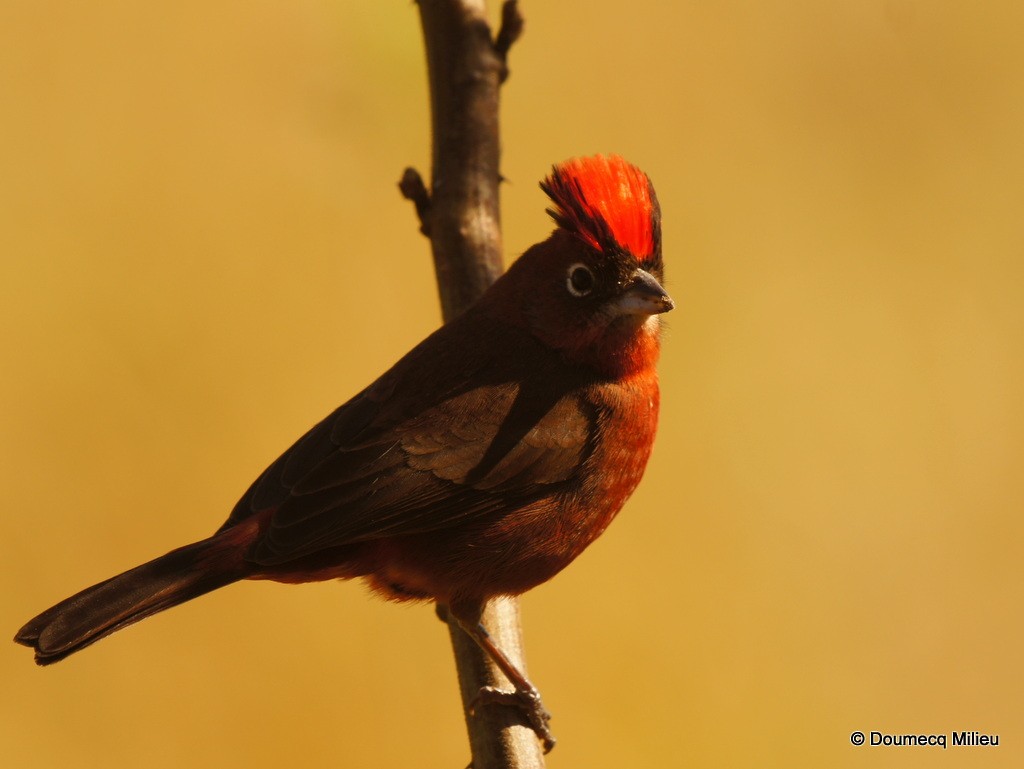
[465,622,555,753]
[447,602,556,753]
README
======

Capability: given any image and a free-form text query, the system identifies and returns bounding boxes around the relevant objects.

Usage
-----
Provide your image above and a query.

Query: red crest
[542,155,659,261]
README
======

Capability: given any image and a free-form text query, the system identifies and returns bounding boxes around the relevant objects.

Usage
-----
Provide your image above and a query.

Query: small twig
[494,0,524,82]
[399,167,432,237]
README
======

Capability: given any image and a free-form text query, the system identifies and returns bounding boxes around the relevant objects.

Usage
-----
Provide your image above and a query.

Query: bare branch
[406,1,544,767]
[412,0,506,321]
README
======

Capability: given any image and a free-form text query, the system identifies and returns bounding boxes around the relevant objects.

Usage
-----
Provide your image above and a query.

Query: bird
[15,154,672,752]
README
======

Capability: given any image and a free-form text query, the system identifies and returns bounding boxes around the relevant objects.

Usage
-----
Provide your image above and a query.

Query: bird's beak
[614,269,675,317]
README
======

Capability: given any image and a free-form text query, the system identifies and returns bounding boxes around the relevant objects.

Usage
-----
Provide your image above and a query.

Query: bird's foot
[470,683,556,753]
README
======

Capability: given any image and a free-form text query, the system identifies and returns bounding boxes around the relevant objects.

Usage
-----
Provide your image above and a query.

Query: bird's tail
[15,531,251,666]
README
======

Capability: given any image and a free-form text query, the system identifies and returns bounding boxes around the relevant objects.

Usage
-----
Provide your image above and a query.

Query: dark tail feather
[15,535,248,666]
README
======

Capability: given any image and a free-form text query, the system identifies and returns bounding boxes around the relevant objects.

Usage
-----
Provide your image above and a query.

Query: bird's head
[490,155,673,378]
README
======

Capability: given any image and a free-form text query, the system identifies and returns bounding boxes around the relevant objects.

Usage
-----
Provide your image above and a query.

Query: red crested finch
[16,154,672,751]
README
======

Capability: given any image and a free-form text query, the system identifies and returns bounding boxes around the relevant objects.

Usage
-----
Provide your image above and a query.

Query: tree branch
[402,1,544,767]
[406,0,505,320]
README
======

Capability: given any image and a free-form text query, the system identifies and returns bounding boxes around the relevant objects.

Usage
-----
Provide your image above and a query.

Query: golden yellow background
[3,2,1022,767]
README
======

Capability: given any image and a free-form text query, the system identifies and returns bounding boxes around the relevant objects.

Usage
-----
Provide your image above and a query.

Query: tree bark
[414,0,506,318]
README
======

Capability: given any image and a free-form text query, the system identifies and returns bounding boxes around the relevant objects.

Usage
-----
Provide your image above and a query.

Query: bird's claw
[469,684,556,753]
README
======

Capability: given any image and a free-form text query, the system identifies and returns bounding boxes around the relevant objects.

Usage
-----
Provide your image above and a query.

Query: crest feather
[541,155,659,261]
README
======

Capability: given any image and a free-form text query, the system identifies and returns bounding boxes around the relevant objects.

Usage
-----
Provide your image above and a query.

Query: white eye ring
[566,263,595,297]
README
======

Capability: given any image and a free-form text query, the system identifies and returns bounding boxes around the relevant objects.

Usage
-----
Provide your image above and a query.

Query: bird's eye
[566,264,595,297]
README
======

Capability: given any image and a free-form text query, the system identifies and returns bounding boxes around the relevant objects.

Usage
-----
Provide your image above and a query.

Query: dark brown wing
[220,313,596,566]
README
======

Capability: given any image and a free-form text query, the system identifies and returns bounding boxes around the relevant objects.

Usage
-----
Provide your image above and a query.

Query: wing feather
[221,315,597,566]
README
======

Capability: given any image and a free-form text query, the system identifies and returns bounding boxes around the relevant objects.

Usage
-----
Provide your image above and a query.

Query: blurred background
[2,1,1022,767]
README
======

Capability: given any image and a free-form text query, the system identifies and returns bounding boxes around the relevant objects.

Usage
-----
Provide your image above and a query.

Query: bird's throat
[571,314,661,380]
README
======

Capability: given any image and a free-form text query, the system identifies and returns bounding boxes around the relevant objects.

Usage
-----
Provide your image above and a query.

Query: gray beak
[614,269,675,316]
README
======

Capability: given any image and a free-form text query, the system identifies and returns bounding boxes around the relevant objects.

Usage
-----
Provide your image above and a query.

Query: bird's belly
[363,488,625,605]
